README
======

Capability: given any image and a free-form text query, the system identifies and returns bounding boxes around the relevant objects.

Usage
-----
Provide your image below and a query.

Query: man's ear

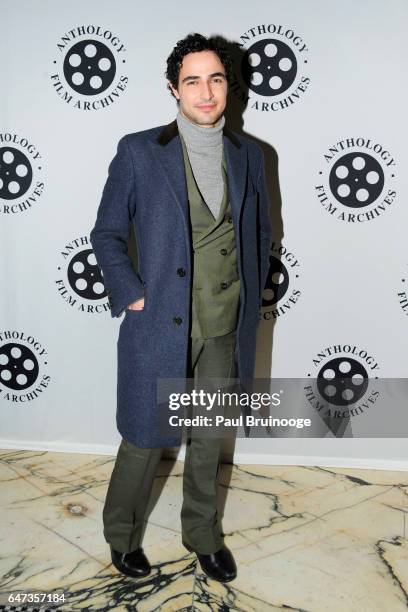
[168,81,180,100]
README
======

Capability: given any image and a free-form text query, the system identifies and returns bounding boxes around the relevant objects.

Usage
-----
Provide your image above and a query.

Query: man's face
[169,50,228,128]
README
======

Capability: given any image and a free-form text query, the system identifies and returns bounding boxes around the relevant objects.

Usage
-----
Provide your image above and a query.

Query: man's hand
[127,298,145,311]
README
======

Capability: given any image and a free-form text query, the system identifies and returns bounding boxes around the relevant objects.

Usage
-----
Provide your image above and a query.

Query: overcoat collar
[155,117,241,148]
[149,118,248,229]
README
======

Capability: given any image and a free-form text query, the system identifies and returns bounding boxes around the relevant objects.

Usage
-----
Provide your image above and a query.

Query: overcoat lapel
[149,119,248,227]
[149,124,189,228]
[222,128,247,223]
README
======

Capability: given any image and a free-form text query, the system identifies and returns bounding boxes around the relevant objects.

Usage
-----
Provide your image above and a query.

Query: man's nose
[201,82,214,100]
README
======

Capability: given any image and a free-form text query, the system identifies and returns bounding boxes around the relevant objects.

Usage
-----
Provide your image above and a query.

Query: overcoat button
[220,248,228,255]
[177,267,186,276]
[173,316,182,325]
[221,281,228,289]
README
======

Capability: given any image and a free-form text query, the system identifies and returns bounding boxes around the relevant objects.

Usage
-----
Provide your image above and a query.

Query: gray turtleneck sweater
[176,110,225,220]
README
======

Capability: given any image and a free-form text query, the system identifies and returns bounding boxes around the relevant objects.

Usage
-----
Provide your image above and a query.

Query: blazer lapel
[149,119,248,226]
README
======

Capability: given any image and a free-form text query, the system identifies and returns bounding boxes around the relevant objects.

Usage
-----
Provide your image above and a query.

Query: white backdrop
[1,0,407,468]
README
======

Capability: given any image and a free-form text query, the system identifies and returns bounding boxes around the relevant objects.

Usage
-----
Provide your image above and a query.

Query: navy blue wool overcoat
[90,119,272,448]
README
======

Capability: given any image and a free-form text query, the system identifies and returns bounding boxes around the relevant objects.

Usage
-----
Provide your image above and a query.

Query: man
[90,33,272,583]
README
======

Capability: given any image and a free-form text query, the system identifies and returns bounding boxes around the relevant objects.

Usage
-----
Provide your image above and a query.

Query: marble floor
[0,449,408,611]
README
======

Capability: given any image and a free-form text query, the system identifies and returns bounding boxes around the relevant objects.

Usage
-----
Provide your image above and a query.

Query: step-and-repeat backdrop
[1,0,407,461]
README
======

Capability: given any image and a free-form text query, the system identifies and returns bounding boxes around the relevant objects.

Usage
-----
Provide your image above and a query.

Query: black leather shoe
[184,542,237,582]
[110,545,151,578]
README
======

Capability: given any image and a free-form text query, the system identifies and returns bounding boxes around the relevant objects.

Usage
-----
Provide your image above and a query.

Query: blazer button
[220,248,228,256]
[173,316,182,325]
[228,217,232,223]
[177,267,186,277]
[221,281,228,290]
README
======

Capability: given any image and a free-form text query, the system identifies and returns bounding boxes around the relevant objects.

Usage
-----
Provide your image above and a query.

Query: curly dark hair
[165,33,233,98]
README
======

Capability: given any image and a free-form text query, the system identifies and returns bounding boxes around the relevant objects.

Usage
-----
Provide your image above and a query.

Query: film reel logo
[56,237,108,314]
[261,243,301,321]
[242,39,297,97]
[315,138,397,223]
[304,345,381,420]
[51,25,128,110]
[0,133,45,215]
[0,333,50,402]
[64,40,116,95]
[231,24,311,112]
[316,358,369,407]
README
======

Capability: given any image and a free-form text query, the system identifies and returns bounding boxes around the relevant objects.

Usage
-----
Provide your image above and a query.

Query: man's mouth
[197,104,216,110]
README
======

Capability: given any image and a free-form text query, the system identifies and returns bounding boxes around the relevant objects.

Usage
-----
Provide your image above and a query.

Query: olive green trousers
[102,329,237,555]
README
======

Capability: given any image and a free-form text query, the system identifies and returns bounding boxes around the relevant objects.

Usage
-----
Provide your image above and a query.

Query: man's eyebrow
[181,72,226,83]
